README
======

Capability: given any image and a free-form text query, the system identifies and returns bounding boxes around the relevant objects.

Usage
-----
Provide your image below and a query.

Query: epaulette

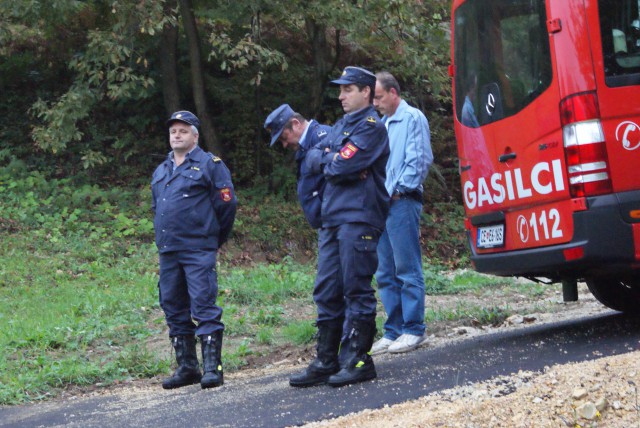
[365,116,377,125]
[209,154,222,163]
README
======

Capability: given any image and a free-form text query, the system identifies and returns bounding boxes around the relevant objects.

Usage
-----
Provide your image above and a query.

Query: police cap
[264,104,294,147]
[167,110,200,129]
[331,66,376,88]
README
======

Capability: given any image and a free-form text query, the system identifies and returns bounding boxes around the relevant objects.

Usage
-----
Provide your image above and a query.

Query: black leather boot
[200,331,224,389]
[327,317,377,387]
[289,320,342,387]
[162,336,202,389]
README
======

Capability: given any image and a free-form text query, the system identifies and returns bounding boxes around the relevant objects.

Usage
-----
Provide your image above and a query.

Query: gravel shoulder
[301,350,640,427]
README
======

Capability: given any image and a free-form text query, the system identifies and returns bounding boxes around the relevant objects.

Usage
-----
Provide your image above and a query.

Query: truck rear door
[453,0,570,254]
[587,0,640,194]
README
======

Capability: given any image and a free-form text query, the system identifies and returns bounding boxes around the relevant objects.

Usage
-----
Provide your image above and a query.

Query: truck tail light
[560,92,613,198]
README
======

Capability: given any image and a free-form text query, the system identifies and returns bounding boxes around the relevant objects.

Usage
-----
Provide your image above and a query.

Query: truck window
[599,0,640,87]
[454,0,552,128]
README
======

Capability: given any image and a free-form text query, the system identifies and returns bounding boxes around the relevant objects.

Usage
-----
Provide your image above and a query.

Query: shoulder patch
[317,130,327,137]
[339,143,359,160]
[209,154,221,163]
[220,187,233,202]
[366,116,377,123]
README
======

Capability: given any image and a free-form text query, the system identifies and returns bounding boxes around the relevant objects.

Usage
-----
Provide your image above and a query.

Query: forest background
[0,0,460,249]
[0,0,479,405]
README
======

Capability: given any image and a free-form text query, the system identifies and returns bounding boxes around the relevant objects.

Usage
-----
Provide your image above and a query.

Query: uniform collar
[299,120,313,150]
[168,145,201,170]
[344,105,375,124]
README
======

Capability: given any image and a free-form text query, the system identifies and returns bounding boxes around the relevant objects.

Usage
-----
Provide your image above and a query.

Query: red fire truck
[451,0,640,312]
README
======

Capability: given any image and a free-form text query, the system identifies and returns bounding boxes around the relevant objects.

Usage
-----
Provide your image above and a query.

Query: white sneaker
[387,333,428,354]
[370,337,395,355]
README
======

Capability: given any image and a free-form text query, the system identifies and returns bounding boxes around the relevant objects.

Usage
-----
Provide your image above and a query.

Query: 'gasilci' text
[463,160,565,210]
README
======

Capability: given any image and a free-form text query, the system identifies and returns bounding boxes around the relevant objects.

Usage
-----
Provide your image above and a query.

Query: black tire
[586,274,640,314]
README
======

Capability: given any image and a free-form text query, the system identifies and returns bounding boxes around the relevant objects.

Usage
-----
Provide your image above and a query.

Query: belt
[391,190,422,203]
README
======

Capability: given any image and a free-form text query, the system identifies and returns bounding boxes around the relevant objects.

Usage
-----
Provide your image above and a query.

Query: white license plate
[477,224,505,248]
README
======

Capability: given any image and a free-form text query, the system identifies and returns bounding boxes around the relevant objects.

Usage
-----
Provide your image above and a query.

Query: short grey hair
[375,71,401,96]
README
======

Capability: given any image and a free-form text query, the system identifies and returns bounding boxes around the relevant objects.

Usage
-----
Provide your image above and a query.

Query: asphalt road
[2,311,639,428]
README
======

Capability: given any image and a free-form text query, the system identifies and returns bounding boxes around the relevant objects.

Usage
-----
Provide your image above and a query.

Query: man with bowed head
[151,110,237,390]
[263,104,330,230]
[370,71,433,355]
[291,66,390,388]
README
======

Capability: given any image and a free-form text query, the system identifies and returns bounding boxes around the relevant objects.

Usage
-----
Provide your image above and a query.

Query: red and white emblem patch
[340,143,359,159]
[220,187,232,202]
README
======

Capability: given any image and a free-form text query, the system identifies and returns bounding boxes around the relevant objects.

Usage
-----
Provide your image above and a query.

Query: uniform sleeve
[322,123,388,183]
[150,164,166,213]
[395,113,433,193]
[210,160,237,247]
[151,183,157,213]
[305,145,335,174]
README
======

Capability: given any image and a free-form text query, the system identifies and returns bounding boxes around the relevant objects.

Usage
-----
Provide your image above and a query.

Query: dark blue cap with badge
[167,110,200,129]
[264,104,294,147]
[331,66,376,88]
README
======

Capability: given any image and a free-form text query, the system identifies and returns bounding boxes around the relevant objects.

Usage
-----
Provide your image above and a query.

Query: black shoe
[327,356,376,387]
[162,336,202,390]
[328,317,377,388]
[289,320,342,388]
[200,331,224,389]
[289,360,339,387]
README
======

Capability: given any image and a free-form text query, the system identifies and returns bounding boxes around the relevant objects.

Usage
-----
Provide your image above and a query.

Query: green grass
[0,237,167,405]
[424,303,511,326]
[1,229,559,405]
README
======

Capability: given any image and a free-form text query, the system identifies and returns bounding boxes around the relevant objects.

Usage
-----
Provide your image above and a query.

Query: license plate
[477,224,505,248]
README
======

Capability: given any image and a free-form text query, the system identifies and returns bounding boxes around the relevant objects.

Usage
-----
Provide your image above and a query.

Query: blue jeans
[375,197,426,339]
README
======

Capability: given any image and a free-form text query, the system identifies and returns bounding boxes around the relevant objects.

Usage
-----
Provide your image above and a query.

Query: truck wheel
[586,275,640,314]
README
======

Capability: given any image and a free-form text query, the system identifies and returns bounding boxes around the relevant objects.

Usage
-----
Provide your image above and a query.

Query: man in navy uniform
[290,66,390,388]
[265,105,358,365]
[264,104,330,229]
[151,110,237,390]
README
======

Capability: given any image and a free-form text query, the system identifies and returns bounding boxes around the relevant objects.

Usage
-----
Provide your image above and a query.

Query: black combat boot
[200,331,224,389]
[162,336,202,389]
[327,317,377,387]
[289,320,342,387]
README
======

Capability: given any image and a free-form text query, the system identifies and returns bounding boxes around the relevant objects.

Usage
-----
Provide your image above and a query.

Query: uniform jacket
[296,120,331,229]
[151,146,237,253]
[306,105,390,230]
[382,99,433,196]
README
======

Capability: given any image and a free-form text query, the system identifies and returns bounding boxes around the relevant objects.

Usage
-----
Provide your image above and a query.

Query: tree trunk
[305,19,339,120]
[178,0,222,155]
[160,0,180,117]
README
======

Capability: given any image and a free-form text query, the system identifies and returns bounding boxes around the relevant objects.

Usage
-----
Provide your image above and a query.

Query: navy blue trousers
[313,223,380,325]
[158,249,223,337]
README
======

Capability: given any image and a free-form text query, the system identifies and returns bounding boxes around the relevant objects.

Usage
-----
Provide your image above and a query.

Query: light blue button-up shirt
[382,99,433,196]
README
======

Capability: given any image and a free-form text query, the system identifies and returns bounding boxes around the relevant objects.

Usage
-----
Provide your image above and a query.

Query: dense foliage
[0,0,457,202]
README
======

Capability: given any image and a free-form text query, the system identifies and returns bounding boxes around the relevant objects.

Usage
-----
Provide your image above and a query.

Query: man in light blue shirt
[371,71,433,354]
